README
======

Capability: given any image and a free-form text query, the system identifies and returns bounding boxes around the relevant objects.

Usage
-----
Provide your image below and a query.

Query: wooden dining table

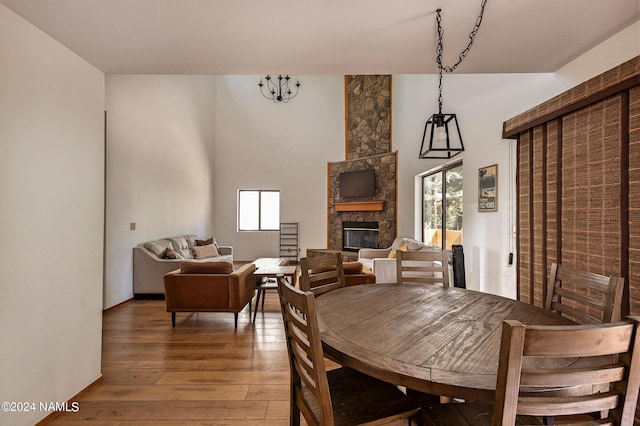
[315,283,574,403]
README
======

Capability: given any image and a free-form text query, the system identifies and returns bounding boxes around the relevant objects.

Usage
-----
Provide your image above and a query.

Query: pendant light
[419,1,488,159]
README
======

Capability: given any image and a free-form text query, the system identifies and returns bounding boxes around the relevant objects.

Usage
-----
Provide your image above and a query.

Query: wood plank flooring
[44,289,412,425]
[47,293,292,425]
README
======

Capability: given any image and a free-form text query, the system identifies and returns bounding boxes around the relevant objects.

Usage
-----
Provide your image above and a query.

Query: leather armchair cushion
[180,261,233,274]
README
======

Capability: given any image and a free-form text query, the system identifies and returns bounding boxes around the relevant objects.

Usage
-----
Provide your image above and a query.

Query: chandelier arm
[257,74,302,103]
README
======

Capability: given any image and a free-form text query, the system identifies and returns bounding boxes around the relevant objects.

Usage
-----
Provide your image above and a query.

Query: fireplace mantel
[335,201,385,212]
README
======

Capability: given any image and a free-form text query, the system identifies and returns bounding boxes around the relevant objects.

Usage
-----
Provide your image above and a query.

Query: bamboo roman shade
[504,57,640,319]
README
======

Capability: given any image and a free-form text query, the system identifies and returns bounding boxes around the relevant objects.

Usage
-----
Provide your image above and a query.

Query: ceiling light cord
[435,0,488,112]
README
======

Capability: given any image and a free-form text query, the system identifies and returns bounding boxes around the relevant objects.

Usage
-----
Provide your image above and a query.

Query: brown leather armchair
[164,261,256,328]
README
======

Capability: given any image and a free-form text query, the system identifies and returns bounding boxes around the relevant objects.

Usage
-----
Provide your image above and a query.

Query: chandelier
[258,75,301,103]
[419,0,488,159]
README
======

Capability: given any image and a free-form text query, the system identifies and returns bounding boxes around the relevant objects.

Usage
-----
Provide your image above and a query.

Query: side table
[252,258,298,322]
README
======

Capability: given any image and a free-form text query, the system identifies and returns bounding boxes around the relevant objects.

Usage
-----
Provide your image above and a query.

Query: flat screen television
[339,169,375,197]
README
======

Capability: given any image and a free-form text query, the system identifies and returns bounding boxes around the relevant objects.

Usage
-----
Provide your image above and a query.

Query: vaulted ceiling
[1,0,638,75]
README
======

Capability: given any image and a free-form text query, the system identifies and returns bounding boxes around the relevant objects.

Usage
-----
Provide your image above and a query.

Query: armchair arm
[371,258,398,284]
[217,245,233,256]
[228,263,256,309]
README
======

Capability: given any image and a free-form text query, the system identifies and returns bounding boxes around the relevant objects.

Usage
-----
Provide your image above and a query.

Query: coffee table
[252,258,297,322]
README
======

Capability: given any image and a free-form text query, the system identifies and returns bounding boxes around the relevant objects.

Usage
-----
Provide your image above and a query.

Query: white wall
[104,75,217,308]
[0,5,105,425]
[393,19,640,299]
[212,75,345,261]
[553,20,640,93]
[393,73,557,298]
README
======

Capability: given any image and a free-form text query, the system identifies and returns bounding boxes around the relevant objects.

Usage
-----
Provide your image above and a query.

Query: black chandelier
[419,0,488,159]
[258,75,301,103]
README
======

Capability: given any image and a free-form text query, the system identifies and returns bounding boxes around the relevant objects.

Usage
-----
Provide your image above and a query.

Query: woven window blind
[508,56,640,423]
[630,86,640,315]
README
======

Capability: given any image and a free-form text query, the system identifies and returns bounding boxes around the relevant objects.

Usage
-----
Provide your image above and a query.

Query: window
[422,162,463,250]
[238,190,280,231]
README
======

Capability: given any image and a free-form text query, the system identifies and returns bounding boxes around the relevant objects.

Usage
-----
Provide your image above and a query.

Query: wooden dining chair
[423,317,640,426]
[545,262,624,324]
[396,249,449,286]
[299,253,346,296]
[276,276,421,425]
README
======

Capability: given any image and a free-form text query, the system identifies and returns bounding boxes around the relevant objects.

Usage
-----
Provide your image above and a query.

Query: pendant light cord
[435,0,488,113]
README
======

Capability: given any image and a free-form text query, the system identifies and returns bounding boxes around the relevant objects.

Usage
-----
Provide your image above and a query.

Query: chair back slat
[492,318,640,426]
[277,276,334,425]
[396,249,449,287]
[300,253,345,296]
[545,263,624,324]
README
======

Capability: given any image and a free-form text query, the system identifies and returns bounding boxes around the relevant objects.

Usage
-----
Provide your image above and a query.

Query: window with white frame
[238,190,280,231]
[422,161,463,250]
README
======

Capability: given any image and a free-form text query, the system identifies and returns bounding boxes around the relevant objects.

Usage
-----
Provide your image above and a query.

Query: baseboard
[35,376,103,425]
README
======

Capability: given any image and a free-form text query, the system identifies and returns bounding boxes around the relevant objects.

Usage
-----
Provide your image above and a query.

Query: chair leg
[261,289,266,311]
[253,291,261,322]
[171,312,176,327]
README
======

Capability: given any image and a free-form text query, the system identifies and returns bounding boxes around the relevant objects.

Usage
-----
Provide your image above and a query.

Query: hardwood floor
[45,290,412,425]
[48,293,291,425]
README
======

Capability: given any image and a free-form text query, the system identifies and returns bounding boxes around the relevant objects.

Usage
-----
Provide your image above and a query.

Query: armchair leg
[171,312,176,327]
[234,313,238,328]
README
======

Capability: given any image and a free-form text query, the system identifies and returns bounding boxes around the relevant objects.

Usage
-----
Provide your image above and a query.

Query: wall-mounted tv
[339,169,375,197]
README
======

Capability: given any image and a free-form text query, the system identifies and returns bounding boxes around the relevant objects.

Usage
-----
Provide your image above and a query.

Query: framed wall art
[478,164,497,212]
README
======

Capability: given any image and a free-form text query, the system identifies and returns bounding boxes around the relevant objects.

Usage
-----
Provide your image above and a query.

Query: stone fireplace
[326,75,396,252]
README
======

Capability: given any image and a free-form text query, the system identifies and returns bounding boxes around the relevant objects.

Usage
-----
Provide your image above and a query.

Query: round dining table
[315,283,573,403]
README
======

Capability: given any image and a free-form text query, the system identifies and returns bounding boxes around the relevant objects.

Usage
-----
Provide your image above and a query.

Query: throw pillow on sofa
[165,248,184,259]
[389,243,408,258]
[192,244,219,259]
[196,236,220,251]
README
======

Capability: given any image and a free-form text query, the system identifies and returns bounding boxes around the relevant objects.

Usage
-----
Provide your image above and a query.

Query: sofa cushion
[144,240,173,259]
[165,248,184,260]
[181,261,233,274]
[192,244,220,259]
[168,236,195,259]
[406,239,429,251]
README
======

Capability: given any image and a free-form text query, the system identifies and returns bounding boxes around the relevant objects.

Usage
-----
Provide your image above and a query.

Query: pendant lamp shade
[419,113,464,159]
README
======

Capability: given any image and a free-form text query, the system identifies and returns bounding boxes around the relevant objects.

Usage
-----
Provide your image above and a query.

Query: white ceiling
[1,0,638,75]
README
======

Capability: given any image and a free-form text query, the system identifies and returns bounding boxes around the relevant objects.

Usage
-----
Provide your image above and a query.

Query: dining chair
[396,249,449,286]
[423,317,640,426]
[545,262,624,324]
[299,253,346,296]
[277,276,421,425]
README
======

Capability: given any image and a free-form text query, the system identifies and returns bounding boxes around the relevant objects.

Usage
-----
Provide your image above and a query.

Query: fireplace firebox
[342,221,379,252]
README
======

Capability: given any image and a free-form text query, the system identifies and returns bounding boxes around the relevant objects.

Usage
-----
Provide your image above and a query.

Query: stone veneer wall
[327,152,397,251]
[345,75,392,159]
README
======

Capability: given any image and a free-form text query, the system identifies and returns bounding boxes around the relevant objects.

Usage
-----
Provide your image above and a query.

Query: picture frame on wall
[478,164,498,212]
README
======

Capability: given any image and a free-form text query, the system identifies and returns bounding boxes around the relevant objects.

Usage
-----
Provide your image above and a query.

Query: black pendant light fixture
[419,1,488,159]
[258,75,301,103]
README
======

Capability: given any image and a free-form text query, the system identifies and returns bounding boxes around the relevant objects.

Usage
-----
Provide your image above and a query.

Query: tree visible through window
[238,190,280,231]
[422,162,463,250]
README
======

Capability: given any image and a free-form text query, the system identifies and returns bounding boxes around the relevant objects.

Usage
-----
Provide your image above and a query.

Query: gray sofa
[133,234,233,297]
